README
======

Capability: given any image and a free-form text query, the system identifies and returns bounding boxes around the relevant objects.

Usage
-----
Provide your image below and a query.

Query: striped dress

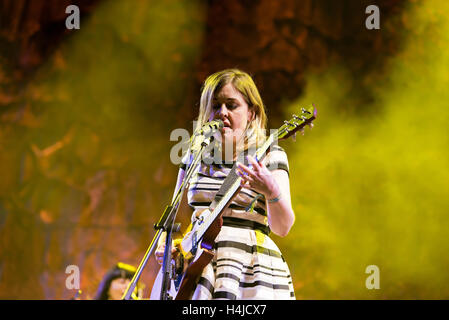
[180,145,296,300]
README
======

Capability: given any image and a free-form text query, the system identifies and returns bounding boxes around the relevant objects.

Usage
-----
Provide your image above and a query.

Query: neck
[220,139,236,162]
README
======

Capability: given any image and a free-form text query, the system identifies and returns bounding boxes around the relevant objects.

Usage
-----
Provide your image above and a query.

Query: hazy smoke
[281,0,449,299]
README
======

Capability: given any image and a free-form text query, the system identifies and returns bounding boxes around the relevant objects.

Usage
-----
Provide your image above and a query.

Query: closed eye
[212,103,238,110]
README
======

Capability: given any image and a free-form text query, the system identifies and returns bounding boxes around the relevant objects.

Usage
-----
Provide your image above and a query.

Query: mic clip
[194,120,224,137]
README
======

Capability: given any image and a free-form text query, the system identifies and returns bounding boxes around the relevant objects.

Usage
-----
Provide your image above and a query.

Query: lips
[216,119,231,132]
[221,124,231,132]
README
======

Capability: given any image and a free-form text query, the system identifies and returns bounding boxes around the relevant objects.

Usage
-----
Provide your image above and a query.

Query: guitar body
[174,247,214,300]
[175,215,223,300]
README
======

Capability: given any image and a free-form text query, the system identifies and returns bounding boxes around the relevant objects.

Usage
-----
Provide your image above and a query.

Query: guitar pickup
[191,232,198,256]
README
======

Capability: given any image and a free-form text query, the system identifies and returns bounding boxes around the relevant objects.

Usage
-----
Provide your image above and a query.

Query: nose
[217,103,228,119]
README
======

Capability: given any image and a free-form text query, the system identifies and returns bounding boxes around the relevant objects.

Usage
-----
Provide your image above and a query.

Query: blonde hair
[192,69,267,157]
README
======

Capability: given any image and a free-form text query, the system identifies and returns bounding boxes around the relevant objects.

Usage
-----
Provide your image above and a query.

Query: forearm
[266,193,295,237]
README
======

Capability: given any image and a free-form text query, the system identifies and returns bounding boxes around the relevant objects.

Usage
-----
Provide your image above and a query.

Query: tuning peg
[300,128,305,136]
[309,123,314,129]
[292,132,297,142]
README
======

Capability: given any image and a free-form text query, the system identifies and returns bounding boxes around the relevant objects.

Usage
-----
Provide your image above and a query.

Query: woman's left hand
[236,155,280,199]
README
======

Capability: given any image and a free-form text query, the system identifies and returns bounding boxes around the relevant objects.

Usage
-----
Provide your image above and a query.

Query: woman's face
[108,277,131,300]
[209,83,254,147]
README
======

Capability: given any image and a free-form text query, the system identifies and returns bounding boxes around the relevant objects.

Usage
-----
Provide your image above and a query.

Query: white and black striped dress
[181,145,296,300]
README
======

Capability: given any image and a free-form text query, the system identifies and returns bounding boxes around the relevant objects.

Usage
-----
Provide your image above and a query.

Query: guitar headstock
[278,104,317,140]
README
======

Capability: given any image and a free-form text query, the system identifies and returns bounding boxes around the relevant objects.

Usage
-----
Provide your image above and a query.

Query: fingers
[237,165,252,179]
[155,246,165,264]
[155,245,178,265]
[155,250,163,265]
[247,155,261,169]
[239,173,254,187]
[236,161,252,175]
[237,155,261,174]
[237,155,266,186]
[237,155,272,191]
[236,163,253,182]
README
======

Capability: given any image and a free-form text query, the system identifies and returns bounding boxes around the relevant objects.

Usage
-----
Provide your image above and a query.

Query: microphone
[194,119,224,137]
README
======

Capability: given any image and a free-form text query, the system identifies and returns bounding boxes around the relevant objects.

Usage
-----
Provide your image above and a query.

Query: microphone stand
[121,133,215,300]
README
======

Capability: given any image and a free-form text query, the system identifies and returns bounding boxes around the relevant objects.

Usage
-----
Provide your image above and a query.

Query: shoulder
[265,145,288,162]
[179,149,193,170]
[263,145,289,174]
[269,144,287,154]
